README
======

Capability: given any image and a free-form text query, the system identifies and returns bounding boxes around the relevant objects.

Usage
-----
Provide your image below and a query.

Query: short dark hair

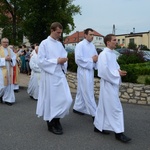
[22,44,26,48]
[104,34,115,46]
[84,28,93,35]
[50,22,63,31]
[34,43,39,46]
[31,45,35,49]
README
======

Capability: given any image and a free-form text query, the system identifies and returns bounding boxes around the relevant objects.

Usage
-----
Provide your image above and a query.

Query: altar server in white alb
[73,28,98,120]
[27,46,40,100]
[0,38,16,106]
[94,34,131,143]
[36,22,72,135]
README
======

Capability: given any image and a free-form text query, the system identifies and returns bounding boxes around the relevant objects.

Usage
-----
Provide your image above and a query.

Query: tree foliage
[0,0,24,44]
[128,42,137,50]
[138,44,149,50]
[0,0,81,45]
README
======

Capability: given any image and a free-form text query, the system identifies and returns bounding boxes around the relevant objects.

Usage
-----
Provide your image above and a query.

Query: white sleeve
[75,44,93,70]
[37,42,57,74]
[98,53,120,85]
[0,58,6,66]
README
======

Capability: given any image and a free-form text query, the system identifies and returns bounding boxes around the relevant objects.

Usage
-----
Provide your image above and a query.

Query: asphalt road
[0,87,150,150]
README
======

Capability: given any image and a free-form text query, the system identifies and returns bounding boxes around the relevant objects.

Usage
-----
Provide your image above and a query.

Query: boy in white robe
[94,34,131,143]
[27,46,40,100]
[73,28,98,120]
[0,38,16,105]
[36,22,72,135]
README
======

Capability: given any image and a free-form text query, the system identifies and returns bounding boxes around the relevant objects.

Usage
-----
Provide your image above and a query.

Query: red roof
[64,30,103,44]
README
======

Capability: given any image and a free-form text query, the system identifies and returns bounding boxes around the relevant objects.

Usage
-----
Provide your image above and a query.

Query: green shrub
[124,62,150,75]
[118,51,145,65]
[128,42,137,49]
[120,65,138,83]
[140,45,149,50]
[67,53,77,72]
[145,77,150,85]
[94,70,99,78]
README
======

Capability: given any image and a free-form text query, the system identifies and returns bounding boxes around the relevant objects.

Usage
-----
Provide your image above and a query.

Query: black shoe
[30,96,33,99]
[47,120,63,135]
[0,97,3,103]
[115,133,131,143]
[5,102,13,106]
[30,96,37,101]
[73,109,84,115]
[55,118,63,131]
[48,125,63,135]
[14,90,19,93]
[94,127,110,135]
[92,117,95,122]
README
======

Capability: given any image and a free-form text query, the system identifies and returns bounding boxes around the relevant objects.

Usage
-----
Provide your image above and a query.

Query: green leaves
[0,0,81,44]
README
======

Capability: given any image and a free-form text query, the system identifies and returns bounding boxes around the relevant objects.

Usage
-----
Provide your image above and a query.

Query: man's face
[107,36,117,50]
[51,27,62,40]
[1,39,9,48]
[85,31,94,42]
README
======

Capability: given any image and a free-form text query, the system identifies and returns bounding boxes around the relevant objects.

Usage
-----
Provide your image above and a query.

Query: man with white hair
[0,38,16,105]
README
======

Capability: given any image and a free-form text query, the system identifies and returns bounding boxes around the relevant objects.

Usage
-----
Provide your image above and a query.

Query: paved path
[0,73,150,150]
[18,73,30,88]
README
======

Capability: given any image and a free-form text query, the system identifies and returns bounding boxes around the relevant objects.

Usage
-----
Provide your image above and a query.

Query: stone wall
[66,72,150,105]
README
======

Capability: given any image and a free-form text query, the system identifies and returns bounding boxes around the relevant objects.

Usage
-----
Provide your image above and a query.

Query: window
[79,38,83,41]
[129,38,134,43]
[118,39,120,45]
[122,39,125,44]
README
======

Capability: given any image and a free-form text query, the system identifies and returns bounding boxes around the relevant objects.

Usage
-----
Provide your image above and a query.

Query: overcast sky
[70,0,150,36]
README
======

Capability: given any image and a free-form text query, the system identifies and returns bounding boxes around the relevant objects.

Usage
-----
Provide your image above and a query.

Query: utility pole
[112,24,116,35]
[133,27,135,33]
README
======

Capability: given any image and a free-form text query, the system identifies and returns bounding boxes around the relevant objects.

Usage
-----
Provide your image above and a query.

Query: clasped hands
[92,55,98,63]
[5,55,12,61]
[57,57,68,64]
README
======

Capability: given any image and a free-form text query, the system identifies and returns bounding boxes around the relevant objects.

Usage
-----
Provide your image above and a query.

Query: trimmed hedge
[120,65,138,83]
[145,77,150,85]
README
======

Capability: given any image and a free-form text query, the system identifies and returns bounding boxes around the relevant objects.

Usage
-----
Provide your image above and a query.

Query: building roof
[64,30,103,44]
[116,31,150,37]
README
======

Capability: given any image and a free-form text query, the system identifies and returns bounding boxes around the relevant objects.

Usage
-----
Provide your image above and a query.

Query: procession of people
[0,22,131,143]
